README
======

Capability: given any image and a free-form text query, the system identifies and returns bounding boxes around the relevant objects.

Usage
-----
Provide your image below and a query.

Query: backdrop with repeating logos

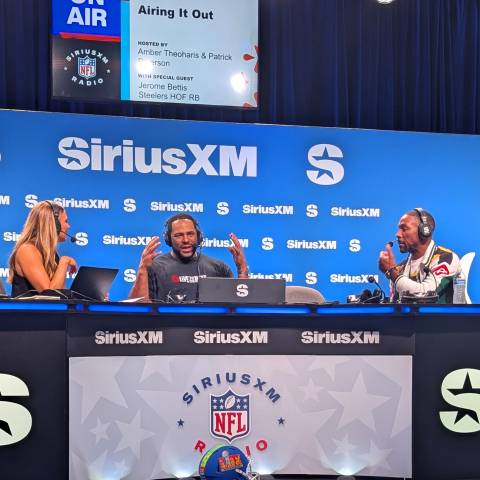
[0,109,478,302]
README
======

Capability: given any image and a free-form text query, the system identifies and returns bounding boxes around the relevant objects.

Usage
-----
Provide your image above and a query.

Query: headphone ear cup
[163,223,172,247]
[196,227,203,247]
[421,224,431,238]
[372,288,382,302]
[415,208,432,240]
[359,289,372,302]
[55,216,61,234]
[48,201,61,234]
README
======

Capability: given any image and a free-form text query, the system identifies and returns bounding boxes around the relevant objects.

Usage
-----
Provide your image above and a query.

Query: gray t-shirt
[148,252,233,302]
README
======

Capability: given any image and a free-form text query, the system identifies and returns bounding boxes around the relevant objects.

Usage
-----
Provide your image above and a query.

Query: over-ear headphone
[46,201,62,234]
[414,208,432,240]
[163,214,203,247]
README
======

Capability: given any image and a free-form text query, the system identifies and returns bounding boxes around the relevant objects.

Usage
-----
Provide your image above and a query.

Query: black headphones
[46,201,62,234]
[163,214,203,247]
[414,208,432,240]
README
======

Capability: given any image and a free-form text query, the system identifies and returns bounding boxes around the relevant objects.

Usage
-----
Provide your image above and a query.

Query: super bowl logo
[218,450,244,471]
[210,389,250,443]
[78,56,96,79]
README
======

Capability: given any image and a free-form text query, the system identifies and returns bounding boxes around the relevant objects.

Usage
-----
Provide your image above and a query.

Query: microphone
[388,239,399,247]
[367,275,387,302]
[422,264,438,294]
[61,231,77,243]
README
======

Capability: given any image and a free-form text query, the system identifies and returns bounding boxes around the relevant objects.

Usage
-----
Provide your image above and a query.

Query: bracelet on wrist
[385,266,397,279]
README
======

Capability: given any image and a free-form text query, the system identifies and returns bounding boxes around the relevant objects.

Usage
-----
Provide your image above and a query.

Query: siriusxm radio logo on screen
[57,137,257,177]
[307,144,344,185]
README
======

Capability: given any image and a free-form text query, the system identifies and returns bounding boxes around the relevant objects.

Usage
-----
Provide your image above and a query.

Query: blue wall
[0,109,477,301]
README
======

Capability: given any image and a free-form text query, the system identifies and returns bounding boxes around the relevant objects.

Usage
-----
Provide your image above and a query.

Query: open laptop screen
[70,266,119,301]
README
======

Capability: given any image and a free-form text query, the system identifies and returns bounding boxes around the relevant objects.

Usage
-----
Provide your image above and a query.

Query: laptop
[198,278,286,304]
[70,266,119,301]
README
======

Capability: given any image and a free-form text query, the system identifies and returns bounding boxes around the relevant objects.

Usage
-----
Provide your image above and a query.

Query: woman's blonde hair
[8,201,63,282]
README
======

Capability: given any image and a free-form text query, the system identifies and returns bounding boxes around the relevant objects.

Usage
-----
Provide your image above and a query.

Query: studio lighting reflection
[136,58,154,74]
[230,72,248,93]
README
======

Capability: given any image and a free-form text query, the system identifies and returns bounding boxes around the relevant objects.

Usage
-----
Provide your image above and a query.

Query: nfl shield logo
[210,389,250,443]
[78,56,96,79]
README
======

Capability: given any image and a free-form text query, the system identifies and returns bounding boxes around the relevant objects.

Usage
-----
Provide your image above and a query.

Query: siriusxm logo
[58,138,257,177]
[3,232,20,243]
[287,240,337,250]
[0,195,10,206]
[95,330,163,345]
[183,372,280,405]
[301,330,380,344]
[123,268,137,283]
[330,274,379,283]
[150,201,204,213]
[217,201,229,215]
[306,144,344,185]
[331,207,381,217]
[305,272,317,285]
[249,272,293,282]
[103,235,153,246]
[261,237,274,251]
[25,194,109,209]
[74,232,89,246]
[123,198,136,212]
[306,204,318,217]
[349,239,361,252]
[242,204,294,215]
[194,330,269,344]
[0,374,32,446]
[440,369,480,433]
[202,237,249,248]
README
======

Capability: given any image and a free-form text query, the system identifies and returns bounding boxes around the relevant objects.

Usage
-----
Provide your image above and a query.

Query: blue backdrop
[0,109,478,302]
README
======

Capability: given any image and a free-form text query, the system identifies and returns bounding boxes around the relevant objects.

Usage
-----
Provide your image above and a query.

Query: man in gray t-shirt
[129,214,248,302]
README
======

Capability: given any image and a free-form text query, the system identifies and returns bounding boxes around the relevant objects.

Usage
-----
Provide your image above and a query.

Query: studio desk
[0,300,479,480]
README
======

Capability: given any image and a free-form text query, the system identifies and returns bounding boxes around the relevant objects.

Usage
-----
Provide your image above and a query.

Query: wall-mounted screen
[51,0,259,108]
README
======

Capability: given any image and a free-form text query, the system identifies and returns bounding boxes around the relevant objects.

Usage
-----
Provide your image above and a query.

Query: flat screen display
[51,0,259,108]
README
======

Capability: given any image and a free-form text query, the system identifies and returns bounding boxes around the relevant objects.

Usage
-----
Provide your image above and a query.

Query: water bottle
[453,271,466,304]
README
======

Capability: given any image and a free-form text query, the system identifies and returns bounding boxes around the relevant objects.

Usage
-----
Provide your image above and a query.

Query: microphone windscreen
[367,275,375,283]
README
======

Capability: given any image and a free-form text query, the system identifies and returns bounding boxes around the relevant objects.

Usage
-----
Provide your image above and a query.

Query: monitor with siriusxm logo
[51,0,259,108]
[198,278,286,304]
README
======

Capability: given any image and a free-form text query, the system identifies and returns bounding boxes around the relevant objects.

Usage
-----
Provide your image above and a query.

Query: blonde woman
[8,201,77,297]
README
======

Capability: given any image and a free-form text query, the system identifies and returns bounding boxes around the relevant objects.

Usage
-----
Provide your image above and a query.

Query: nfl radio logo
[210,389,250,442]
[78,56,96,79]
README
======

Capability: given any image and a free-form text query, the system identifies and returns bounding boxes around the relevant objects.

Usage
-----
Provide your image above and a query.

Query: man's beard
[172,244,198,263]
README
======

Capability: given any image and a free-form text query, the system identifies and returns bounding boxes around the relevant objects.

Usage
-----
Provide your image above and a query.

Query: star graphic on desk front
[70,357,128,422]
[332,433,357,456]
[177,419,185,427]
[298,377,323,402]
[329,371,390,430]
[448,372,480,423]
[0,419,12,436]
[114,410,155,460]
[277,417,286,425]
[90,418,110,444]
